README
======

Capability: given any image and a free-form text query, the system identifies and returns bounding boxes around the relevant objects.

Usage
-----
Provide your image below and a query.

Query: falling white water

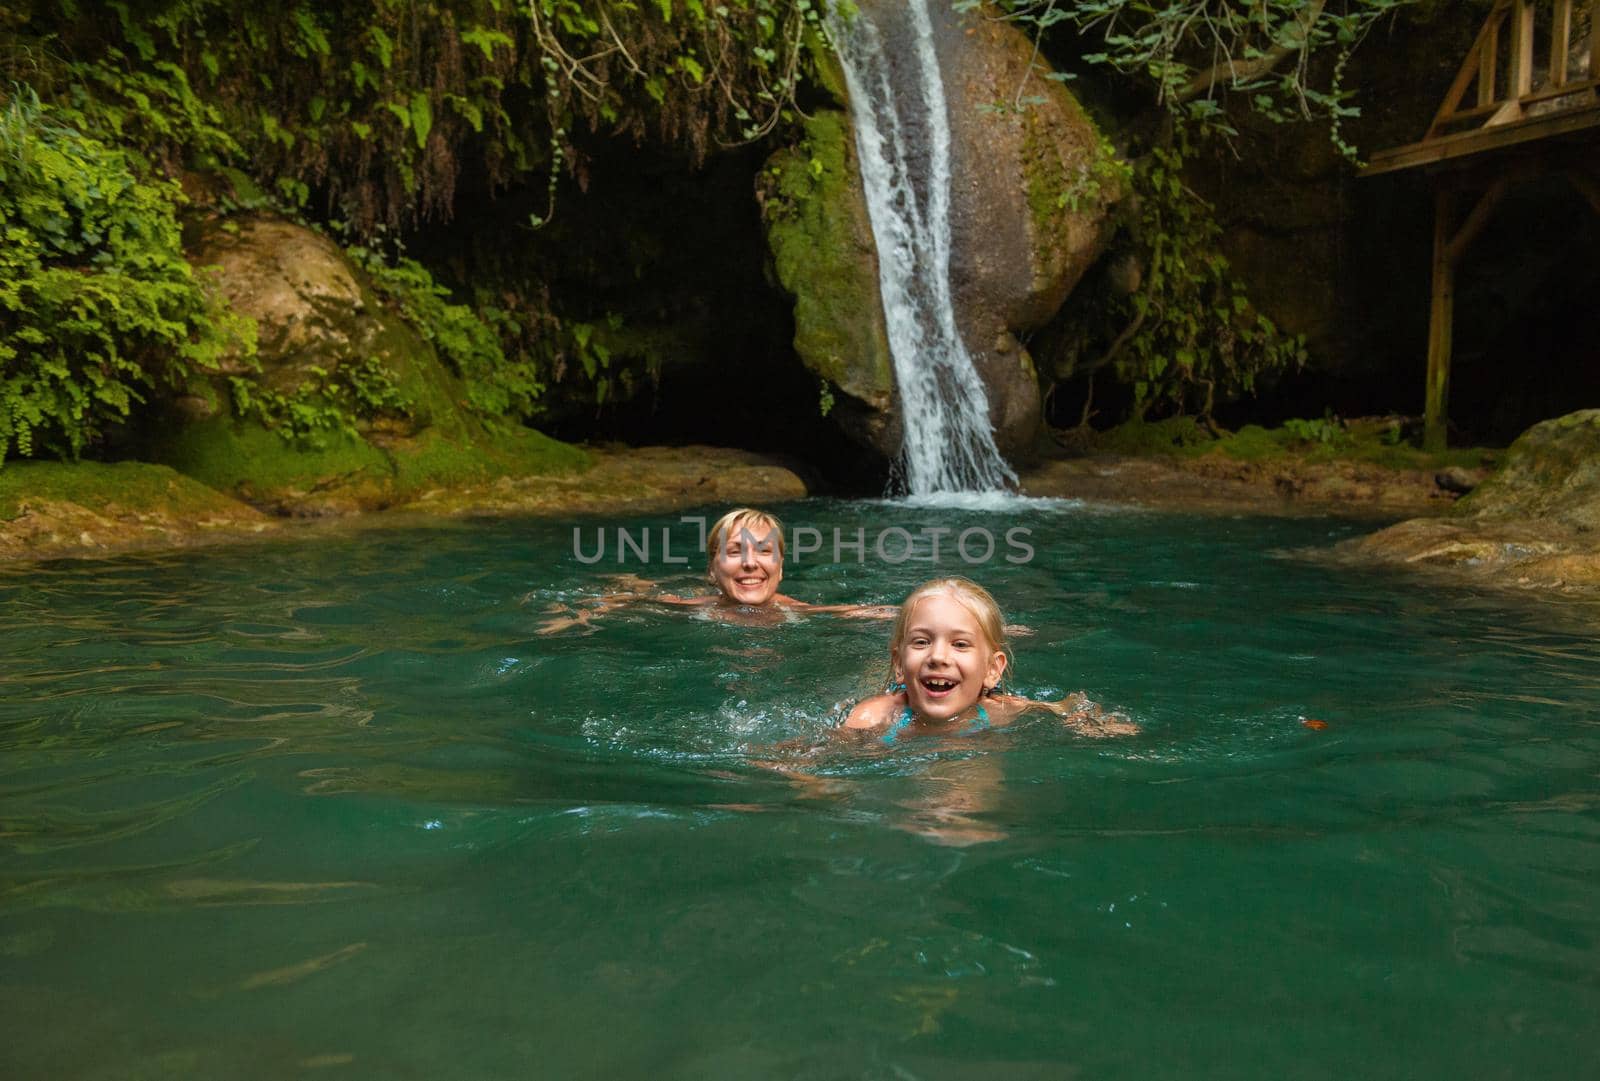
[827,0,1017,496]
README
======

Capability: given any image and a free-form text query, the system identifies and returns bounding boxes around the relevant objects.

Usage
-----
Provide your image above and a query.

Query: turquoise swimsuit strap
[962,703,991,735]
[881,706,915,745]
[882,703,989,744]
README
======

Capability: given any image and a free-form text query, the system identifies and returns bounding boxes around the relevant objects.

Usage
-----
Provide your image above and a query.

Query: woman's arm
[535,576,712,634]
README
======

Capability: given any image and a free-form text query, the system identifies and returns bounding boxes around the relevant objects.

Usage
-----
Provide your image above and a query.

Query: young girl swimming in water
[843,576,1136,740]
[538,507,894,632]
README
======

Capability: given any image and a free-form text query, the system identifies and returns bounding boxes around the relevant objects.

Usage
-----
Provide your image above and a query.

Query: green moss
[1214,423,1290,461]
[389,425,588,494]
[0,461,246,522]
[147,408,588,509]
[1087,418,1501,472]
[151,417,393,502]
[1020,93,1127,246]
[760,109,893,403]
[1093,417,1216,457]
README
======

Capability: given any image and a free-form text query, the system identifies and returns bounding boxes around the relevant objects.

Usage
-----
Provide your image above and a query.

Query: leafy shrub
[1283,413,1345,446]
[348,248,544,423]
[229,356,413,449]
[0,88,249,465]
[1111,145,1306,421]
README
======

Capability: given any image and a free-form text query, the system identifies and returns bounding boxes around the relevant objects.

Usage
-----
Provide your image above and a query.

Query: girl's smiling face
[710,520,783,605]
[895,593,1008,723]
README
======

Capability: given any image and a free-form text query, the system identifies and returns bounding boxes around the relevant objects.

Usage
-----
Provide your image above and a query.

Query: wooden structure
[1365,0,1600,450]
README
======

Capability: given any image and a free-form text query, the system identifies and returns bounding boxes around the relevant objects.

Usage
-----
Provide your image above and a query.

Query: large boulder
[1456,409,1600,531]
[1343,411,1600,593]
[761,1,1122,464]
[759,111,898,457]
[162,213,586,515]
[929,0,1124,460]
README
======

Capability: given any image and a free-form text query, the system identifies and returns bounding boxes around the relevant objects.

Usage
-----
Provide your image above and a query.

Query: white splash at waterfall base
[827,0,1018,497]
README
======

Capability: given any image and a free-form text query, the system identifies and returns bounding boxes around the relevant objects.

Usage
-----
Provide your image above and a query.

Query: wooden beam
[1521,76,1600,104]
[1553,0,1573,85]
[1425,189,1457,453]
[1447,178,1510,263]
[1479,18,1500,108]
[1593,0,1600,83]
[1432,3,1512,135]
[1363,102,1600,175]
[1508,0,1535,102]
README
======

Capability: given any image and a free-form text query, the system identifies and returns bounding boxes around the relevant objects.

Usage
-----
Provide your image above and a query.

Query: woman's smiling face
[709,518,783,605]
[895,593,1007,722]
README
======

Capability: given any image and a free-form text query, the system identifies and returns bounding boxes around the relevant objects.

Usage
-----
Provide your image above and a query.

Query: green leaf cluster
[1112,144,1306,421]
[348,248,545,424]
[228,356,412,450]
[982,0,1409,157]
[0,88,249,465]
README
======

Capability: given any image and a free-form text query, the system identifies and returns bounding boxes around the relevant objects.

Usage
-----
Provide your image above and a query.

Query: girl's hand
[1049,693,1139,737]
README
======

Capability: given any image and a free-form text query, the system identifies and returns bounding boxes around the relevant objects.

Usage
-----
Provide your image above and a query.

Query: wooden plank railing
[1428,0,1598,139]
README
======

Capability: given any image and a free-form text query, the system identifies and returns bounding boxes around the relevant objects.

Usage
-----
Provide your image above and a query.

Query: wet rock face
[759,110,899,459]
[761,3,1120,466]
[927,0,1123,462]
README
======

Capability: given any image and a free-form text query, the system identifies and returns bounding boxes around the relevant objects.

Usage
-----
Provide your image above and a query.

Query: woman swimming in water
[843,576,1136,740]
[538,507,894,633]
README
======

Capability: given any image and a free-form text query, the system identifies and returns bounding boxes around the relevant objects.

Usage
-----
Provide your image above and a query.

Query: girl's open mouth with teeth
[920,677,958,695]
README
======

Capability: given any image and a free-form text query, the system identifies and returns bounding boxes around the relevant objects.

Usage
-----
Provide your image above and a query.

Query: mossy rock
[760,109,894,434]
[1457,410,1600,530]
[0,460,269,560]
[1085,417,1497,473]
[150,416,587,516]
[164,212,588,515]
[0,461,254,524]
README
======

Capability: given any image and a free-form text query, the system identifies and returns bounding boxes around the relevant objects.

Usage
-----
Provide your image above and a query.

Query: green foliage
[7,1,843,235]
[978,0,1411,156]
[818,377,836,418]
[348,248,544,423]
[0,88,249,465]
[1283,412,1346,446]
[525,0,836,226]
[1108,143,1305,421]
[229,356,412,450]
[1059,132,1131,214]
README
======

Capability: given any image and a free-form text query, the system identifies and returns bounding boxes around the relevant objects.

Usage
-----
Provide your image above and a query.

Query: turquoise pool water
[3,500,1598,1079]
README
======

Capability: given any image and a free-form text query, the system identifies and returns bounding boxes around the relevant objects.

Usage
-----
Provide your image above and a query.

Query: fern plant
[0,88,250,465]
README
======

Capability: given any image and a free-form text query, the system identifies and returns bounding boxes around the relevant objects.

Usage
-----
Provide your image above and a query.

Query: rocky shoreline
[0,445,807,564]
[5,412,1597,602]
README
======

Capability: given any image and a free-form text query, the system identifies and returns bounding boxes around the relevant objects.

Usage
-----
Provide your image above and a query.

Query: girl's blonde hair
[890,576,1010,681]
[705,508,785,575]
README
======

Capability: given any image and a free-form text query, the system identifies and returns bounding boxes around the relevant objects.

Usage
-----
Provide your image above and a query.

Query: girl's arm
[989,693,1139,737]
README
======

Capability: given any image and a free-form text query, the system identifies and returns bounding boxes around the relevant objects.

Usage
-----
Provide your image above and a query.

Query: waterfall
[828,0,1017,496]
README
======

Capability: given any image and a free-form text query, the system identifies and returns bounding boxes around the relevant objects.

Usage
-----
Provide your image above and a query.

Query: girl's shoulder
[843,693,904,731]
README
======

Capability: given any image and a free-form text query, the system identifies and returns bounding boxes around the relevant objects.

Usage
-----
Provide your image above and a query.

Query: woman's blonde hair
[705,508,785,575]
[890,577,1010,681]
